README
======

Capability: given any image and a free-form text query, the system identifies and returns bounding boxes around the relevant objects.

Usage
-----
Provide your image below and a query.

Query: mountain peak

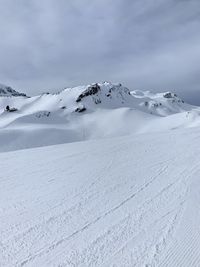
[0,83,27,97]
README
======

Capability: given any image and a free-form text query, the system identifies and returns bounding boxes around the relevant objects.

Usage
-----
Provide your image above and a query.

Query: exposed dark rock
[5,105,18,112]
[75,106,86,113]
[94,98,101,104]
[36,111,51,118]
[8,108,18,112]
[76,83,100,102]
[153,103,159,108]
[163,92,173,98]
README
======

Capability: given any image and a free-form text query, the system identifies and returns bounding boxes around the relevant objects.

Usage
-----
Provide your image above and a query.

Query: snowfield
[1,82,200,266]
[1,128,200,266]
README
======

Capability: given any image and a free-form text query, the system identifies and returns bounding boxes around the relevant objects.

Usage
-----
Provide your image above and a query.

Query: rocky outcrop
[75,106,86,113]
[163,92,177,99]
[76,83,100,102]
[0,84,27,97]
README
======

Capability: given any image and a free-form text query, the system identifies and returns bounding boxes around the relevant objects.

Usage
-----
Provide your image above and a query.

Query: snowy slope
[1,127,200,266]
[1,82,200,266]
[0,82,198,152]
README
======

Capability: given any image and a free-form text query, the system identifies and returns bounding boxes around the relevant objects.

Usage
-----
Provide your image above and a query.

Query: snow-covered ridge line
[38,81,190,115]
[0,81,189,115]
[0,81,198,152]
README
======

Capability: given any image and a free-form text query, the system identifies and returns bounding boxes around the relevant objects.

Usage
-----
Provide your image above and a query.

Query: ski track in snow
[0,129,200,266]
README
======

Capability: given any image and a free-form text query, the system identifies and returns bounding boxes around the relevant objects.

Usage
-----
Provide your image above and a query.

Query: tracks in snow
[0,130,200,266]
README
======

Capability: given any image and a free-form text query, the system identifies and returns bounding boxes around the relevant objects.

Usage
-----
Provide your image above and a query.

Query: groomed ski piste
[0,82,200,266]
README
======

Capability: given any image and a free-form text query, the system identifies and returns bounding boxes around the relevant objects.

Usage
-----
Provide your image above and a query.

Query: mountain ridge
[0,81,198,152]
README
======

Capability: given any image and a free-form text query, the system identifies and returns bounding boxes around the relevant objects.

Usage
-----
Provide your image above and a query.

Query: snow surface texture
[0,81,197,152]
[1,82,200,266]
[1,129,200,266]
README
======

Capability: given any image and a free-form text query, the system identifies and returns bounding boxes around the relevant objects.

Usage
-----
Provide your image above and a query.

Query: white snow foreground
[0,81,198,152]
[1,128,200,266]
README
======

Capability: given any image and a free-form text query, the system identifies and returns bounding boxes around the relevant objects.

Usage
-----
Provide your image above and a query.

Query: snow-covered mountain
[0,81,198,152]
[0,81,192,115]
[0,83,27,97]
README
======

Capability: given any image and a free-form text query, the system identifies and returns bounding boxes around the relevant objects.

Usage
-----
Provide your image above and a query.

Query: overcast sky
[0,0,199,103]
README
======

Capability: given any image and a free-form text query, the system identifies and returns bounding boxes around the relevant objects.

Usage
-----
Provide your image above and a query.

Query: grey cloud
[0,0,199,104]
